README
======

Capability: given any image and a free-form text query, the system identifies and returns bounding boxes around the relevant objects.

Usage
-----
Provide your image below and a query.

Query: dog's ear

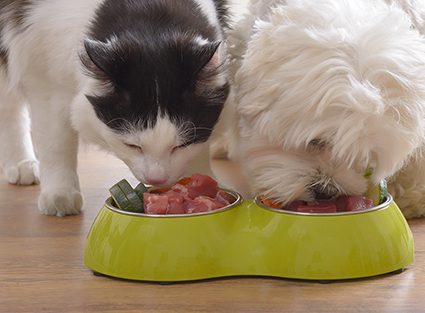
[330,4,425,183]
[330,72,425,184]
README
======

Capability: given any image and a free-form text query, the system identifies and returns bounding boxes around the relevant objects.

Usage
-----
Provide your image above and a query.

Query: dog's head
[233,0,425,203]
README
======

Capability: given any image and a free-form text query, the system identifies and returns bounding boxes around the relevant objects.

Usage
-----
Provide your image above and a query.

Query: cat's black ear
[82,38,114,80]
[197,41,222,73]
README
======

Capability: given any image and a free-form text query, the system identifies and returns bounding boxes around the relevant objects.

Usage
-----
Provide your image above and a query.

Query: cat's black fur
[0,0,33,67]
[0,0,230,144]
[211,0,230,29]
[81,0,230,145]
[0,48,7,67]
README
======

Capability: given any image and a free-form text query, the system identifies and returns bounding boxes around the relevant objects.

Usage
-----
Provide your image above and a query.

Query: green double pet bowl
[84,190,414,282]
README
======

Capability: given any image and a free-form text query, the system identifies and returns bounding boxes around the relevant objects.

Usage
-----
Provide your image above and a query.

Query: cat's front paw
[4,159,40,185]
[38,188,83,217]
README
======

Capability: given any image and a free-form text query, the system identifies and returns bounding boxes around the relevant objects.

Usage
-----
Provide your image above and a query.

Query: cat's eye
[171,144,186,153]
[125,143,143,153]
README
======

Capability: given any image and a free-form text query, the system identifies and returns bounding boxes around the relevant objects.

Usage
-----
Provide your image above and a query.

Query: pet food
[144,174,235,214]
[109,174,235,215]
[259,195,374,213]
[109,179,144,213]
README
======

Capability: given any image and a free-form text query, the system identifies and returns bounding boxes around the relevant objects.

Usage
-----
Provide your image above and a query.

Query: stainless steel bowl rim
[104,189,393,218]
[254,194,393,216]
[104,189,243,218]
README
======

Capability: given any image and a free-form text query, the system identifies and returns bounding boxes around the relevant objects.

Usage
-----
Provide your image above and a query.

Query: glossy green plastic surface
[84,195,414,282]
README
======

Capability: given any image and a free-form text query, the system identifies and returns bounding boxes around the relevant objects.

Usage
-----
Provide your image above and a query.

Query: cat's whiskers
[106,118,133,133]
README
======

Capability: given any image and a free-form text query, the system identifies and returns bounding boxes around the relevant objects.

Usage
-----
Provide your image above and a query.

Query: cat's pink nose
[145,178,167,186]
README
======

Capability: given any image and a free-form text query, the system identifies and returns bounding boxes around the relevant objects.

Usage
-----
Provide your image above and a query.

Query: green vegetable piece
[379,179,388,204]
[115,179,134,196]
[365,179,388,206]
[134,182,148,198]
[109,179,144,213]
[125,190,144,213]
[109,184,133,211]
[363,167,373,178]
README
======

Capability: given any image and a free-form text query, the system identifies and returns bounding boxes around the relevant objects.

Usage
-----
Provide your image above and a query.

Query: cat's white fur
[223,0,425,218]
[0,0,222,216]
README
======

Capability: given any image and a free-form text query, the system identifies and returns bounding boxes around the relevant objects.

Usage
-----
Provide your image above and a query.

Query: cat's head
[73,32,229,186]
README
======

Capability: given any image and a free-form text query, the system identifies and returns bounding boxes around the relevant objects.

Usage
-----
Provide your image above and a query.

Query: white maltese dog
[222,0,425,218]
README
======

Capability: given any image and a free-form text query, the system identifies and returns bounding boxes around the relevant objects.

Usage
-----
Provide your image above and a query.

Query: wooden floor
[1,148,425,313]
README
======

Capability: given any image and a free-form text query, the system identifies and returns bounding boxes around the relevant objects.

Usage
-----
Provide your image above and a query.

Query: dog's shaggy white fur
[223,0,425,218]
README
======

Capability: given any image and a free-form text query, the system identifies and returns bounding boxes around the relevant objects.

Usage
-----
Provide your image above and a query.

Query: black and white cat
[0,0,230,216]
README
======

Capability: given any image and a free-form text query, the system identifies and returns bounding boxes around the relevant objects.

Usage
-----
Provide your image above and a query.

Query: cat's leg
[29,92,82,216]
[0,77,39,185]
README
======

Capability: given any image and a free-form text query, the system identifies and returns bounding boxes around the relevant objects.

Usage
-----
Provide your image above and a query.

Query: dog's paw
[38,188,83,217]
[4,159,40,185]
